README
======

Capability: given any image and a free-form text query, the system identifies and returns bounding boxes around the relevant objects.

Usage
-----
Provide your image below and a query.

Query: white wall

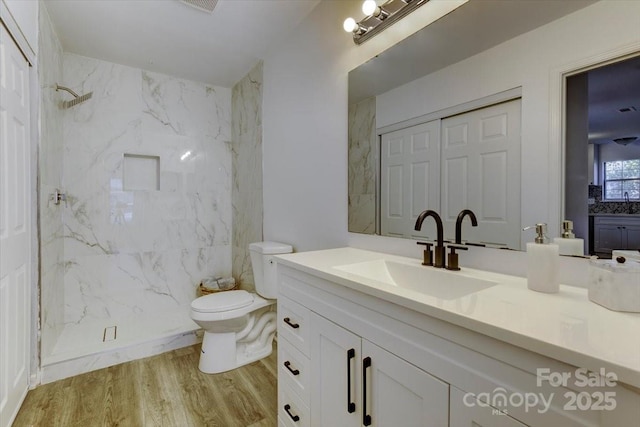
[263,0,467,252]
[262,1,640,279]
[599,142,640,164]
[2,0,38,60]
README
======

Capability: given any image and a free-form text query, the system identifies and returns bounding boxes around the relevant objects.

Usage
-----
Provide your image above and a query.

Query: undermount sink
[334,259,497,300]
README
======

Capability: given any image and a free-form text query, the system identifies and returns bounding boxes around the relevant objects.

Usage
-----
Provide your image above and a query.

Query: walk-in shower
[38,53,233,384]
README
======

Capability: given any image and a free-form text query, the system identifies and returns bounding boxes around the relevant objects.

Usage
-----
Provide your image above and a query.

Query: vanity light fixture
[362,0,390,19]
[344,0,429,45]
[343,17,367,35]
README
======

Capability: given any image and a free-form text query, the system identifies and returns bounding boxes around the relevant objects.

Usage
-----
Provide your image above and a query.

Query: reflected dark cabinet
[593,216,640,255]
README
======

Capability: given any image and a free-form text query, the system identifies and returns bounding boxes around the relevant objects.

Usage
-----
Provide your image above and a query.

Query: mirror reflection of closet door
[380,100,521,246]
[441,99,522,248]
[380,120,440,239]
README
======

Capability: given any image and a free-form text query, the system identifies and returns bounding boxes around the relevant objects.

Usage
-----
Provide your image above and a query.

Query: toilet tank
[249,241,293,299]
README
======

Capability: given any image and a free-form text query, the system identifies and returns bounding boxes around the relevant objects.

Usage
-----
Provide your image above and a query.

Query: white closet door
[380,120,440,239]
[0,23,32,427]
[441,99,521,248]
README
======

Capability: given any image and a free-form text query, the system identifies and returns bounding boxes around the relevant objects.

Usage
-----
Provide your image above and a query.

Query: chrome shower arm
[55,84,79,98]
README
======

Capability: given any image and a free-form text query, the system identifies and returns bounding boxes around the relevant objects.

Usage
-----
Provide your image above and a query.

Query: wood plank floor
[13,343,277,427]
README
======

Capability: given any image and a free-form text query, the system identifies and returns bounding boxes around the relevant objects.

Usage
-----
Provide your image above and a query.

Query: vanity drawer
[278,295,311,356]
[278,337,311,403]
[279,378,310,427]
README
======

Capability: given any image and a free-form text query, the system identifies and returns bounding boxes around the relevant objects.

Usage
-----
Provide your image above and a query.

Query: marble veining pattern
[348,97,376,234]
[61,54,232,327]
[38,5,65,359]
[232,61,263,291]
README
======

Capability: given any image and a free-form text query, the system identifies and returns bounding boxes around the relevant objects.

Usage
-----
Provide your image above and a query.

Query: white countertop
[589,213,640,217]
[276,247,640,388]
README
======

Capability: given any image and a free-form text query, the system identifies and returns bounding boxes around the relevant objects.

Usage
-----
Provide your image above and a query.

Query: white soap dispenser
[523,223,559,293]
[553,220,584,256]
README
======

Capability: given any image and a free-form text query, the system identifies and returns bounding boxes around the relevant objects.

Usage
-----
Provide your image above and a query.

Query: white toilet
[190,241,293,374]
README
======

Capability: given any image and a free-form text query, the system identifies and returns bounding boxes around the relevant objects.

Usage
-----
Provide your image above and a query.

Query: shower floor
[41,306,200,383]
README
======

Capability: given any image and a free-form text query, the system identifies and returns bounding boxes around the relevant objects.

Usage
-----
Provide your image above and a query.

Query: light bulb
[343,17,357,33]
[362,0,378,16]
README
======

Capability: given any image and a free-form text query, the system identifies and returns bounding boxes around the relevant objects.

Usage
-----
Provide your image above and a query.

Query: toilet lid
[191,290,255,313]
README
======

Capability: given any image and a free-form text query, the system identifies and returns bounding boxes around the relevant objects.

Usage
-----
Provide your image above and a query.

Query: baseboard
[29,370,40,389]
[40,330,202,384]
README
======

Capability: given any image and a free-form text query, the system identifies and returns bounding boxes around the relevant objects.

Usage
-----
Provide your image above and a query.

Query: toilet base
[199,331,237,373]
[198,307,277,374]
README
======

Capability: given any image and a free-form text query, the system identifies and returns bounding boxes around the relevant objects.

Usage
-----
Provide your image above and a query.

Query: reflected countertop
[276,247,640,388]
[589,213,640,217]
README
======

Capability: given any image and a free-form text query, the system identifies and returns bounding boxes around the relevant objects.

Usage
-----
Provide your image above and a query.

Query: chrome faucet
[624,192,631,214]
[455,209,478,244]
[415,210,446,268]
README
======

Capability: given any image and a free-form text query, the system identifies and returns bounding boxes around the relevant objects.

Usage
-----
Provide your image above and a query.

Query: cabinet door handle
[284,360,300,376]
[283,317,300,329]
[347,348,356,413]
[284,404,300,422]
[362,356,372,426]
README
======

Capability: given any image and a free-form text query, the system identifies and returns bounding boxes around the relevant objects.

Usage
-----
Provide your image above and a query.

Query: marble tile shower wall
[231,61,263,291]
[61,54,232,325]
[348,97,376,234]
[39,5,65,357]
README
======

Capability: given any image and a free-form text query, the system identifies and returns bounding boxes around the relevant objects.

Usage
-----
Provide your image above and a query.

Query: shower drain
[103,326,117,342]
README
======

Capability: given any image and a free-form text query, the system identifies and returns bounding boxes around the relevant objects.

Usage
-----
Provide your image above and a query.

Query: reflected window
[604,159,640,200]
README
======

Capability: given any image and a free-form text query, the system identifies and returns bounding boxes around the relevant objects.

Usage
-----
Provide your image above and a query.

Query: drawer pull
[283,317,300,329]
[284,360,300,376]
[363,356,372,426]
[347,348,356,413]
[284,404,300,422]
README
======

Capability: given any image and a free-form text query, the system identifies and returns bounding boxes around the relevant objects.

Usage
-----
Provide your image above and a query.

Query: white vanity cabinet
[278,295,312,427]
[311,311,449,427]
[276,259,639,427]
[593,215,640,254]
[450,387,526,427]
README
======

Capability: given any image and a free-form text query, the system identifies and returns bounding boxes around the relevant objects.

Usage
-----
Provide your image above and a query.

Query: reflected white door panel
[381,120,440,239]
[441,99,521,248]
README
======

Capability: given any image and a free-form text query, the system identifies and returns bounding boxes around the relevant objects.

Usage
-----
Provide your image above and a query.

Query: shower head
[56,84,93,109]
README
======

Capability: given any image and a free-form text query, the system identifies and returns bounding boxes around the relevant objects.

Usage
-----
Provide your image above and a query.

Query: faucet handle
[445,244,468,271]
[447,243,469,250]
[416,241,433,266]
[464,242,486,248]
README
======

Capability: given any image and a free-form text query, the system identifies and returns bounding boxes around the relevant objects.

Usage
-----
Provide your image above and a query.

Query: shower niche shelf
[123,153,160,191]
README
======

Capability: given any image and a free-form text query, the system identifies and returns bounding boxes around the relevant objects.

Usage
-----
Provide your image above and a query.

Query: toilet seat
[191,290,254,313]
[190,291,274,322]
